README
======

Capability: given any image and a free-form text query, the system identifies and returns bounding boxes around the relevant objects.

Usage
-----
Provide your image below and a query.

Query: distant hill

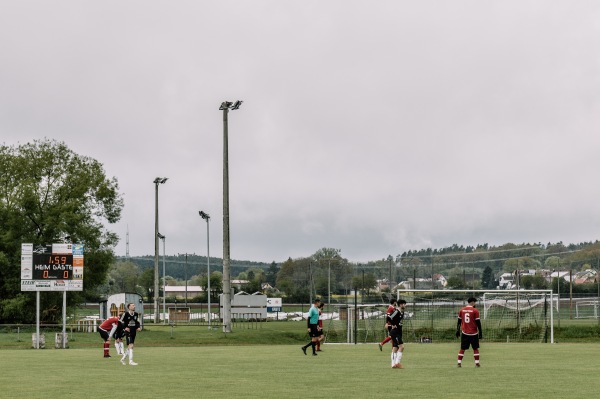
[117,255,273,280]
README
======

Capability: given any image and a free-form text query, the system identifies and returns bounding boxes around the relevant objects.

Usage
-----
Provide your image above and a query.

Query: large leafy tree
[265,261,279,286]
[191,271,223,301]
[351,272,377,295]
[520,275,549,289]
[311,248,353,297]
[276,257,311,302]
[138,268,155,301]
[107,261,142,295]
[502,257,541,273]
[275,249,354,303]
[481,266,496,289]
[446,275,467,289]
[239,268,265,294]
[0,139,123,323]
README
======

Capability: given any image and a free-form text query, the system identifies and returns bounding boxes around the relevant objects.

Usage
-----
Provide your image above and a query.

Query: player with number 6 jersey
[456,297,483,368]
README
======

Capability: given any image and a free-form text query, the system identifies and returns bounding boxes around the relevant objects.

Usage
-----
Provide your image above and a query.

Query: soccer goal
[397,289,555,343]
[575,300,599,319]
[323,304,389,344]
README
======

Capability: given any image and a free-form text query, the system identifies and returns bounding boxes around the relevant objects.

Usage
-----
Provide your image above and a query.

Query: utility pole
[219,100,242,333]
[153,177,167,323]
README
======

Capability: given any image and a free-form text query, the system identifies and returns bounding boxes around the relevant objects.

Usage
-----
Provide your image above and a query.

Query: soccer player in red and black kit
[119,302,142,366]
[387,299,407,369]
[456,297,483,368]
[98,314,121,358]
[378,298,397,351]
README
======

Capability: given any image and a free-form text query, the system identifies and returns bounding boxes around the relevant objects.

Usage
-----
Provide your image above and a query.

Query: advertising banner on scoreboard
[21,254,33,279]
[267,297,283,312]
[20,243,85,292]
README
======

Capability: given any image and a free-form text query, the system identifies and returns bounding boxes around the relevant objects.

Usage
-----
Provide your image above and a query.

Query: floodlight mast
[153,177,168,324]
[220,100,242,333]
[199,211,211,329]
[157,233,166,324]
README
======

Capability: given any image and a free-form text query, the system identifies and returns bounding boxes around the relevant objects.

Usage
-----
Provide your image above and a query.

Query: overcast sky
[1,1,599,263]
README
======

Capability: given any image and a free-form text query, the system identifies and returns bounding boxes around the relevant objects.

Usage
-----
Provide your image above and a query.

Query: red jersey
[99,316,120,331]
[385,305,395,326]
[458,305,480,335]
[318,309,323,328]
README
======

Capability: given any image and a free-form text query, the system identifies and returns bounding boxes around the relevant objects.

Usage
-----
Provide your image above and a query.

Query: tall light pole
[176,253,189,307]
[220,100,242,333]
[322,250,341,309]
[554,266,561,329]
[389,257,392,294]
[199,211,211,329]
[153,177,168,324]
[184,253,188,308]
[157,232,166,324]
[328,259,331,308]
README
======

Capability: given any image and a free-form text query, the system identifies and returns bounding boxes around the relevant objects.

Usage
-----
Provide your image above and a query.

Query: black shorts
[390,327,404,347]
[460,333,480,350]
[308,324,320,338]
[114,328,124,340]
[125,329,137,345]
[98,327,110,341]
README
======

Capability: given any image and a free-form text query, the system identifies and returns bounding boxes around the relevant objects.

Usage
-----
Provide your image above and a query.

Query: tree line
[2,140,600,323]
[0,139,122,323]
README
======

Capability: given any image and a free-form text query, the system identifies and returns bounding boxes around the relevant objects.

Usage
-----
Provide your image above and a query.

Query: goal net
[322,304,389,344]
[575,300,599,319]
[397,289,555,343]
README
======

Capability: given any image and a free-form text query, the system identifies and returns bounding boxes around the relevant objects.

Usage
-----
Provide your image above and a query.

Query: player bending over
[97,313,122,358]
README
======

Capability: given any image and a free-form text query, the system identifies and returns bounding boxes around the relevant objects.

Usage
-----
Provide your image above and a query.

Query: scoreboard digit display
[32,253,74,279]
[21,243,85,291]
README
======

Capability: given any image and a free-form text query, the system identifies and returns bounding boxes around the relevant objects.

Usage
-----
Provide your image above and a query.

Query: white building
[498,273,515,289]
[164,285,203,299]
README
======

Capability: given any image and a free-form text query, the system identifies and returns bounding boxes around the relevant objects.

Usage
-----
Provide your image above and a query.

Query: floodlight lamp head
[154,177,168,184]
[219,100,242,110]
[157,232,165,239]
[199,211,210,221]
[219,101,233,110]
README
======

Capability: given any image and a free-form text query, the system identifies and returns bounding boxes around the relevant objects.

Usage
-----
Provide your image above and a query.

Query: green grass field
[2,321,600,398]
[3,341,600,398]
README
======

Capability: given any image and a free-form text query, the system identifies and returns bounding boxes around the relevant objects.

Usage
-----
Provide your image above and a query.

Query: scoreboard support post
[62,291,67,349]
[36,292,40,349]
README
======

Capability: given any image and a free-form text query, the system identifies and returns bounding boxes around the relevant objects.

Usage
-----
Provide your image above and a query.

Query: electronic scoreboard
[21,243,84,291]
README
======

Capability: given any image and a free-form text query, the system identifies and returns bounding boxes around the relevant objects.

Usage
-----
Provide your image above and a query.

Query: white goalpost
[575,300,600,319]
[397,289,555,344]
[323,304,389,344]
